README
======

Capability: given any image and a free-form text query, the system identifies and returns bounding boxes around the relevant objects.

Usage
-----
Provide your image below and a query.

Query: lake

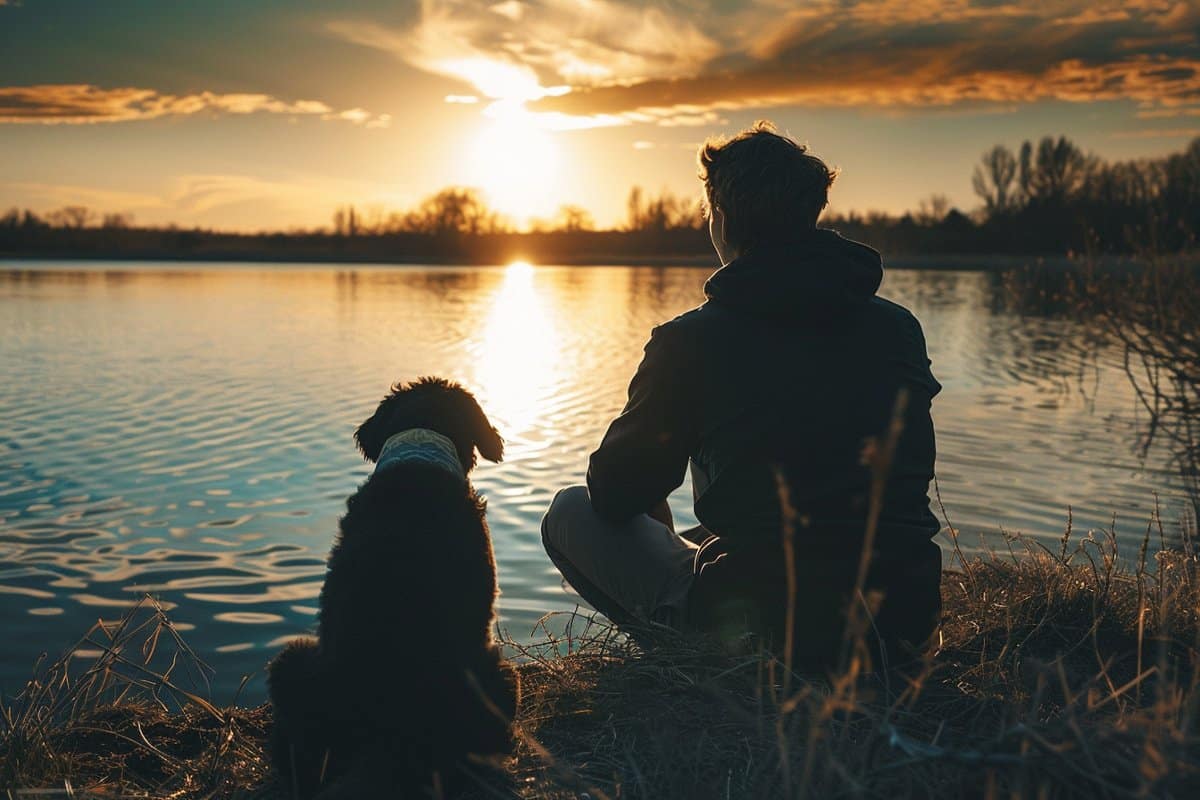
[0,261,1194,702]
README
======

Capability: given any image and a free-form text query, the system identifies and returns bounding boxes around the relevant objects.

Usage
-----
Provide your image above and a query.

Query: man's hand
[647,498,674,533]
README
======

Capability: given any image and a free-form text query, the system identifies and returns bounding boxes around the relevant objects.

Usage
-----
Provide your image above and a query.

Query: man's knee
[541,485,591,552]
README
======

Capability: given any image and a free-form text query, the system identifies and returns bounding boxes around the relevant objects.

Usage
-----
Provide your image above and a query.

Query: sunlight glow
[507,260,534,278]
[471,262,560,435]
[467,107,562,222]
[438,58,546,103]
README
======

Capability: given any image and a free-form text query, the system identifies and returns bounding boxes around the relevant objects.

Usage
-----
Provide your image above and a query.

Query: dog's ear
[459,388,504,464]
[354,384,404,462]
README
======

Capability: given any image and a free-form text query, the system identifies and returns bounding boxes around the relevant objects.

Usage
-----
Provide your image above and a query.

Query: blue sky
[2,0,1197,230]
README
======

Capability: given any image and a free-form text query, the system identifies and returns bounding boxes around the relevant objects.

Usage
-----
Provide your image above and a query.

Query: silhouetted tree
[101,213,133,229]
[45,205,93,229]
[915,194,951,226]
[402,188,504,236]
[555,205,594,232]
[626,187,644,232]
[1020,136,1094,207]
[332,205,359,236]
[626,186,701,231]
[972,145,1018,214]
[1159,137,1200,248]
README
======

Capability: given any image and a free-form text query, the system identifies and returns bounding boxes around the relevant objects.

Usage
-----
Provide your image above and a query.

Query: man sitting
[542,121,943,669]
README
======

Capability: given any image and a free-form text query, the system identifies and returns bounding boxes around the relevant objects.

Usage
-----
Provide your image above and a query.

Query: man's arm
[587,323,695,523]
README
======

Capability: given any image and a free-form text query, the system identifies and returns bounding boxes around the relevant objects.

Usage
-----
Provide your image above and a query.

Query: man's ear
[710,205,735,266]
[460,390,504,464]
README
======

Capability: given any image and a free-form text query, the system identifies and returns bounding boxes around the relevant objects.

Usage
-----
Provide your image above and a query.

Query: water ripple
[0,263,1192,702]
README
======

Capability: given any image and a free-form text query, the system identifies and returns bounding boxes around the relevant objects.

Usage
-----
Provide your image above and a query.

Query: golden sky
[1,0,1197,230]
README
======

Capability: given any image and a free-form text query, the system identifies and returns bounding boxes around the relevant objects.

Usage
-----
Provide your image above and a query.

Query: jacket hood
[703,228,883,322]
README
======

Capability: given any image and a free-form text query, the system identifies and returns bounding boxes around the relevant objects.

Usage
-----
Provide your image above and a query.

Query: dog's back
[321,464,498,653]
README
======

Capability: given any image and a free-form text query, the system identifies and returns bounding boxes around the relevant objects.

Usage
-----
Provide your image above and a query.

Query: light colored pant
[541,485,698,629]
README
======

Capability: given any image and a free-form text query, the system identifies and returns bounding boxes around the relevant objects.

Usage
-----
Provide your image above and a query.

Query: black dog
[267,377,519,798]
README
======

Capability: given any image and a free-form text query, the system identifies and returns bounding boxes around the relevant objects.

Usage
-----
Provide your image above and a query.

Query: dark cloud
[498,1,1199,122]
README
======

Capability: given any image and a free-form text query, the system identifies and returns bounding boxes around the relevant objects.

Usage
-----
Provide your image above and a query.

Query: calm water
[1,262,1193,701]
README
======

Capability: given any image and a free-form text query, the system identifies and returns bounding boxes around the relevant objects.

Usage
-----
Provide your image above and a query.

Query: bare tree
[972,145,1018,215]
[1019,136,1094,206]
[101,213,134,229]
[46,205,94,229]
[626,186,645,231]
[555,205,594,232]
[402,188,503,235]
[915,194,951,225]
[626,186,701,231]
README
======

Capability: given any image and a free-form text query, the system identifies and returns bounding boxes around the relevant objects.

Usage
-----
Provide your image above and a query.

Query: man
[542,121,942,669]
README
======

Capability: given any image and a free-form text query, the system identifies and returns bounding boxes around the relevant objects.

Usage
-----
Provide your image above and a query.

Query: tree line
[2,135,1196,259]
[965,135,1198,253]
[323,184,705,237]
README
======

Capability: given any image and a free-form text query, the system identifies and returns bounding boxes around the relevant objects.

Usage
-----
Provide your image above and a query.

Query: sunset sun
[466,107,562,224]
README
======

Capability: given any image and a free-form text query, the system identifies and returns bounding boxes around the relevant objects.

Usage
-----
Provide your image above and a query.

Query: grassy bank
[2,521,1197,799]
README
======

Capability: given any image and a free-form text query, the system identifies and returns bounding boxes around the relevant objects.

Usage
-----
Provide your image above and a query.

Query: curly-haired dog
[267,377,519,799]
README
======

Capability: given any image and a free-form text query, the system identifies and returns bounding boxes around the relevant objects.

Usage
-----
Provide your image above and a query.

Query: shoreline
[0,250,1180,271]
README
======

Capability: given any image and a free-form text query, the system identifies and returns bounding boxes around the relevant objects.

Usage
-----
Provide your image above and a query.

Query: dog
[267,377,519,799]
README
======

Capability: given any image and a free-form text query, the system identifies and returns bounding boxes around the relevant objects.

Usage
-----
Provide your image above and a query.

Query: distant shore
[0,249,1176,272]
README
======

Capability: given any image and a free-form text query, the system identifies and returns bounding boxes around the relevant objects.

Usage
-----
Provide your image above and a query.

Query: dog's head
[353,377,504,472]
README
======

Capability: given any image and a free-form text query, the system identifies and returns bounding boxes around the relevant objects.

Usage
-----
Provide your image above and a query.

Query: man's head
[698,121,837,265]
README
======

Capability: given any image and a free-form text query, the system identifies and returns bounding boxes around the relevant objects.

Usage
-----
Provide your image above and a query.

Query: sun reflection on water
[470,262,562,435]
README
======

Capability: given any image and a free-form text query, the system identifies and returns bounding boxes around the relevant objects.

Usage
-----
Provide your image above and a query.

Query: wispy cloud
[0,84,391,126]
[328,0,722,128]
[330,0,719,94]
[329,0,1200,128]
[169,174,333,215]
[1111,127,1200,139]
[7,173,384,230]
[8,182,165,211]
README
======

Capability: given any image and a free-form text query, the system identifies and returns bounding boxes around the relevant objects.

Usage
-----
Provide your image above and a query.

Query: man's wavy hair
[698,121,837,252]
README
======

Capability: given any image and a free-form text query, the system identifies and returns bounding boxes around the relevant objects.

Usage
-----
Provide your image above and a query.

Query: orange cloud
[329,0,721,100]
[536,1,1198,121]
[331,0,1199,127]
[0,84,391,126]
[532,55,1200,117]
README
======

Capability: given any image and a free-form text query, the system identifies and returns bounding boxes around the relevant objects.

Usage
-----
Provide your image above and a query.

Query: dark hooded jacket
[586,229,942,655]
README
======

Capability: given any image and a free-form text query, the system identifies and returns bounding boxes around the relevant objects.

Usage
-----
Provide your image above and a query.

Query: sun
[466,107,561,225]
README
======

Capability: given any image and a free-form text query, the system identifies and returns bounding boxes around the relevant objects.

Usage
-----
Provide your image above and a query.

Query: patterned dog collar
[376,429,465,479]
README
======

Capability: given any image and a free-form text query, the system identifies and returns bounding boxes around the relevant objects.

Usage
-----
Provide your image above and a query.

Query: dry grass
[2,517,1198,799]
[509,518,1200,800]
[0,601,274,798]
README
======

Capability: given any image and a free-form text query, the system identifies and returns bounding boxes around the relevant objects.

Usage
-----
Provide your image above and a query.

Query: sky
[1,0,1197,231]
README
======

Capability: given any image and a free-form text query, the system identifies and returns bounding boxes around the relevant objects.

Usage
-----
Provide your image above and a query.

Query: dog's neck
[375,429,465,480]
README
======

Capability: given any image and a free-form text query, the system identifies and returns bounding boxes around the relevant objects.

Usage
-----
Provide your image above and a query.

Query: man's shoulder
[865,295,925,334]
[654,302,731,336]
[648,304,710,341]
